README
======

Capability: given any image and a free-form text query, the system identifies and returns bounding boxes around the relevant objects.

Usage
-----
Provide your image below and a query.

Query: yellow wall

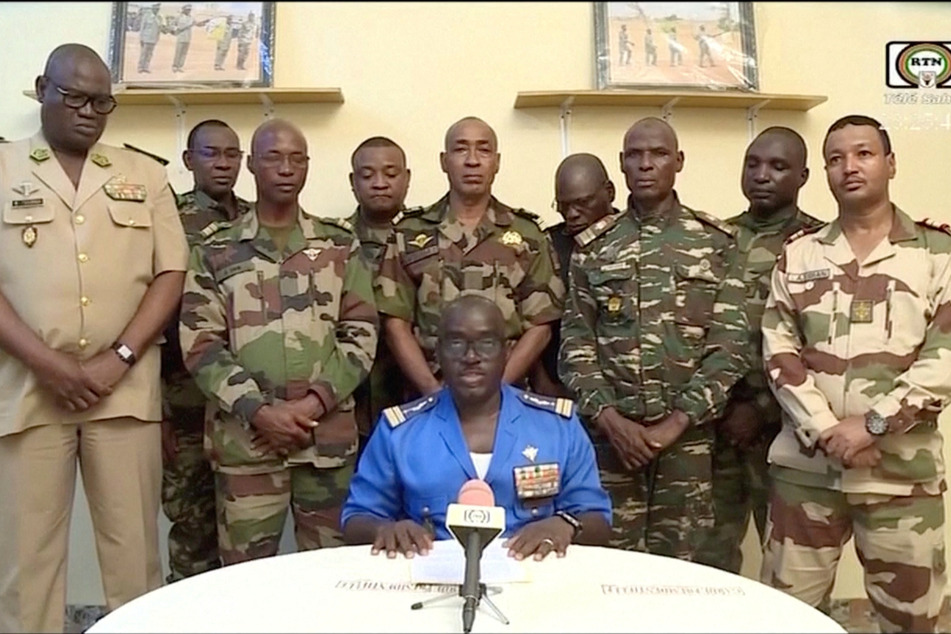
[2,1,951,604]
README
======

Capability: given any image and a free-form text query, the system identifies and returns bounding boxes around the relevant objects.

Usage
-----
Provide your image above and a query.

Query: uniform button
[75,214,85,225]
[78,338,89,350]
[422,506,430,514]
[128,219,136,226]
[25,215,33,223]
[78,253,88,263]
[531,508,539,516]
[80,296,90,307]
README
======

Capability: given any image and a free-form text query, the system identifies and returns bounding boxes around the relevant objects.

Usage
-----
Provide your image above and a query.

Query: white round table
[88,544,846,633]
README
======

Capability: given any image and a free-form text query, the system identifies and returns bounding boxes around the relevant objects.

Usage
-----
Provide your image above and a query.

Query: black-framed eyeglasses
[441,337,504,360]
[253,152,309,169]
[46,78,118,115]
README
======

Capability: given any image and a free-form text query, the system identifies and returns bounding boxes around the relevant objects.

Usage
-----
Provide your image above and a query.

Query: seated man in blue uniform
[341,295,612,561]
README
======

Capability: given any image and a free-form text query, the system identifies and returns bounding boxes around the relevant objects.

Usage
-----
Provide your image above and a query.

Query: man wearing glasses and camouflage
[160,119,252,584]
[0,44,188,632]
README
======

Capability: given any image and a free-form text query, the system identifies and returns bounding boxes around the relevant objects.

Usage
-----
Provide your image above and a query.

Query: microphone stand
[410,584,509,630]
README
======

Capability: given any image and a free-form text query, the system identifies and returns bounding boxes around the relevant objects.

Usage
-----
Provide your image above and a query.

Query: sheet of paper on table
[409,539,531,585]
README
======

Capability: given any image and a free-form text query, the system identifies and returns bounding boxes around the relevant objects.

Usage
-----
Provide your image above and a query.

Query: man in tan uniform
[0,44,188,632]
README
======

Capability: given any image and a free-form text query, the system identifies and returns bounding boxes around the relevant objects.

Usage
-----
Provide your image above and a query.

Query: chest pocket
[215,261,264,350]
[402,241,439,282]
[589,265,635,324]
[3,201,55,226]
[745,258,775,301]
[107,202,153,229]
[674,261,722,329]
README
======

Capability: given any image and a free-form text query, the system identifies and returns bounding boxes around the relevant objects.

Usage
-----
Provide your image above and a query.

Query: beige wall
[2,1,951,605]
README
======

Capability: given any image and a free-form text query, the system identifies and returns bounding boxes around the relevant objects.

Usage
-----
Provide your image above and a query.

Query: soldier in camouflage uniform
[161,119,252,582]
[532,153,618,398]
[559,117,750,561]
[179,119,378,564]
[761,115,951,633]
[346,136,414,455]
[375,117,564,398]
[693,127,823,574]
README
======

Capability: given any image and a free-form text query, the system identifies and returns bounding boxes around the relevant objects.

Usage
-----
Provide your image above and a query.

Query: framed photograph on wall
[594,2,758,91]
[108,1,275,88]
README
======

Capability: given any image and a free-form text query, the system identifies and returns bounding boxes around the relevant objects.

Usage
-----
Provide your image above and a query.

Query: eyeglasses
[552,192,601,214]
[46,78,117,115]
[194,147,244,161]
[441,337,504,360]
[254,152,309,168]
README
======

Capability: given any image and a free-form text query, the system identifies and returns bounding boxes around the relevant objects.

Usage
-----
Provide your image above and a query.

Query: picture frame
[108,2,276,88]
[594,2,758,91]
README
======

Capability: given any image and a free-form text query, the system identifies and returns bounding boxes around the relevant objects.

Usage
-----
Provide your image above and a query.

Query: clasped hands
[818,415,881,468]
[36,349,129,412]
[249,394,325,457]
[369,516,574,562]
[596,407,690,471]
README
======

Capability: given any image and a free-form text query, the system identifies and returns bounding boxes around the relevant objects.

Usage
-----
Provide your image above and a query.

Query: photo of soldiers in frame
[108,1,275,88]
[594,2,758,91]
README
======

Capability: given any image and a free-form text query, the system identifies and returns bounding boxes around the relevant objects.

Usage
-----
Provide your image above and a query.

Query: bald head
[624,117,679,152]
[251,118,306,156]
[556,153,609,182]
[43,43,109,79]
[742,126,809,215]
[754,126,807,167]
[444,117,497,152]
[555,153,615,235]
[439,295,505,339]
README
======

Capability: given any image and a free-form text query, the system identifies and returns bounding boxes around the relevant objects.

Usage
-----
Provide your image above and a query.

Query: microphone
[446,480,506,634]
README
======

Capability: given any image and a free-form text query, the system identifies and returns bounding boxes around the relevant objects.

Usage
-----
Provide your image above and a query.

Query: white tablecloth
[88,543,845,633]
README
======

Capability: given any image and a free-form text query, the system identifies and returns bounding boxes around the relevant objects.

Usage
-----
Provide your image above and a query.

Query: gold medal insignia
[22,226,37,248]
[29,148,50,163]
[303,248,321,261]
[607,296,622,313]
[409,233,431,249]
[850,299,874,324]
[500,230,522,246]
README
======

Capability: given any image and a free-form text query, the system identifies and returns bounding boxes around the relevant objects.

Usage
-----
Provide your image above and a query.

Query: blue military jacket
[341,384,612,540]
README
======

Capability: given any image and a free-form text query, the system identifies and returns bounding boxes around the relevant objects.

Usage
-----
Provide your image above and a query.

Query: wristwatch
[864,410,888,436]
[555,510,583,540]
[111,341,137,367]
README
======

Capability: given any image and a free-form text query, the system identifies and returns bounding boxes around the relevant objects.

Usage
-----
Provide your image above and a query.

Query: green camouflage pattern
[762,207,951,495]
[162,189,254,429]
[162,426,220,582]
[559,198,750,560]
[348,208,411,437]
[559,199,750,426]
[375,194,564,373]
[180,209,378,474]
[762,479,946,633]
[161,189,252,581]
[695,207,823,573]
[215,460,355,563]
[596,425,714,559]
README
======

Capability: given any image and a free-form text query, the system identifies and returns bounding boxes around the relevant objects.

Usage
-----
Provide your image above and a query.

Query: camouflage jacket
[179,209,378,474]
[726,207,824,425]
[161,189,253,429]
[559,196,751,426]
[763,207,951,495]
[374,194,564,370]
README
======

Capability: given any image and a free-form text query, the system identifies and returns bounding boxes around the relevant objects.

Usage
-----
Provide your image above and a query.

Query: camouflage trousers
[595,425,714,560]
[215,458,355,565]
[162,426,219,583]
[761,479,947,633]
[693,434,771,574]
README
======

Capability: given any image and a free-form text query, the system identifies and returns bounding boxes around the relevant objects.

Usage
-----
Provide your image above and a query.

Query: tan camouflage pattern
[559,197,750,560]
[179,209,378,475]
[559,198,750,426]
[761,479,946,633]
[347,208,410,438]
[215,460,355,563]
[375,194,564,373]
[763,207,951,496]
[695,207,823,573]
[162,426,219,581]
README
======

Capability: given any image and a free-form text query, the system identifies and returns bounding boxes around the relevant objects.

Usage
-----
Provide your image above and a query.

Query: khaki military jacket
[763,207,951,495]
[0,133,188,436]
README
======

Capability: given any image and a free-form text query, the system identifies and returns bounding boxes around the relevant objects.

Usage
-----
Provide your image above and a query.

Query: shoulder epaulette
[918,217,951,236]
[688,208,737,238]
[199,221,230,241]
[392,206,424,226]
[519,390,575,419]
[382,392,439,428]
[574,213,620,248]
[784,223,825,245]
[322,216,354,233]
[512,208,547,231]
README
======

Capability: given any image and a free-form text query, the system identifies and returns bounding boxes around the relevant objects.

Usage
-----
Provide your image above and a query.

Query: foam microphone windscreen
[457,479,495,507]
